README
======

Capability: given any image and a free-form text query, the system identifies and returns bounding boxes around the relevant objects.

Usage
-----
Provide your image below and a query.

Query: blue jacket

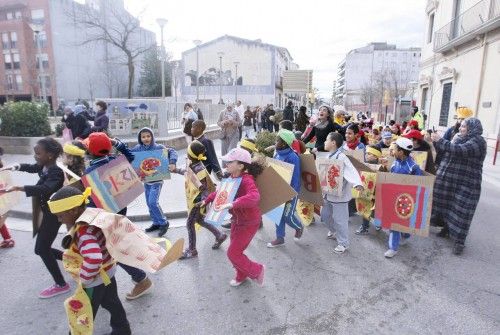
[274,147,301,193]
[391,156,423,176]
[131,127,178,165]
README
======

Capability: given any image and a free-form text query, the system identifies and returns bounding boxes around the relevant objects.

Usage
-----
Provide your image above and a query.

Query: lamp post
[233,61,239,103]
[156,18,168,98]
[217,51,224,104]
[193,40,202,102]
[29,23,46,104]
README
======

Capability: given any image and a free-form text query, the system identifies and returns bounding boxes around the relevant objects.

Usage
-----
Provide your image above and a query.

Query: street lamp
[29,23,46,104]
[193,40,202,102]
[156,18,168,98]
[217,51,224,104]
[233,61,240,103]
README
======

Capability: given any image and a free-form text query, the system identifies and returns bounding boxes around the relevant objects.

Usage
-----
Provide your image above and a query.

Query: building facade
[418,0,500,142]
[0,0,155,108]
[336,42,421,119]
[176,35,299,108]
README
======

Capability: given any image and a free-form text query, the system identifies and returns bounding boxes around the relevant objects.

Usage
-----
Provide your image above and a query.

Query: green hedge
[0,102,52,137]
[255,131,277,157]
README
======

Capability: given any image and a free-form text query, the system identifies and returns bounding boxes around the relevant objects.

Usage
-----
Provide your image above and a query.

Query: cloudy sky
[124,0,426,98]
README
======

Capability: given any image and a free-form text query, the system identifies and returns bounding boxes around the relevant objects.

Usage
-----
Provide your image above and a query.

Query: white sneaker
[327,231,336,239]
[333,245,347,254]
[384,249,398,258]
[229,279,245,287]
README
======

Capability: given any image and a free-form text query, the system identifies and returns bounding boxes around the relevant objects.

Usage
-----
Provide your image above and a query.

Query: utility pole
[156,18,168,98]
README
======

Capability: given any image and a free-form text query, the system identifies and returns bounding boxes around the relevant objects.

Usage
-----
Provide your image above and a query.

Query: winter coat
[274,147,301,193]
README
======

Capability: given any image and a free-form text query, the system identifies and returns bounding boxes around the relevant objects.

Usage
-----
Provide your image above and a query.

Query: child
[1,138,69,298]
[48,186,131,335]
[202,148,265,287]
[191,120,223,179]
[83,132,153,300]
[267,129,304,248]
[382,137,423,258]
[343,123,366,151]
[355,145,385,235]
[377,131,393,149]
[174,141,227,259]
[62,141,87,183]
[0,147,14,248]
[131,127,177,237]
[321,132,363,253]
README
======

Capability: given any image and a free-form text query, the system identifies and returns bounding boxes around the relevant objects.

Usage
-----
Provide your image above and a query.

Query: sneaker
[157,223,169,237]
[333,245,347,254]
[452,242,465,255]
[327,231,336,239]
[0,239,15,248]
[212,234,227,249]
[294,228,303,241]
[126,277,153,300]
[266,238,285,248]
[145,224,160,233]
[179,249,198,260]
[384,249,398,258]
[253,265,265,287]
[221,222,232,230]
[39,283,70,299]
[355,225,369,235]
[229,278,246,287]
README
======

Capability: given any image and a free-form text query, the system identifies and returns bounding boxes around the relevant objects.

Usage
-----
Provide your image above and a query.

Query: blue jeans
[388,231,411,251]
[276,197,303,239]
[145,182,167,226]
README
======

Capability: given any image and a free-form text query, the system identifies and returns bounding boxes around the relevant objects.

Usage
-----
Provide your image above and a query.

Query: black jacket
[19,164,64,213]
[197,134,221,174]
[283,106,294,122]
[63,114,91,139]
[303,119,343,152]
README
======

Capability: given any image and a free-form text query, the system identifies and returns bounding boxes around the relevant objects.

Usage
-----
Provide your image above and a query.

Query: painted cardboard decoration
[131,149,171,182]
[298,154,323,206]
[344,149,365,163]
[65,282,93,335]
[263,158,295,225]
[316,158,344,197]
[410,151,428,171]
[0,171,21,216]
[81,156,144,213]
[205,177,242,225]
[255,165,296,215]
[374,172,435,237]
[352,171,378,200]
[381,148,395,169]
[296,199,314,226]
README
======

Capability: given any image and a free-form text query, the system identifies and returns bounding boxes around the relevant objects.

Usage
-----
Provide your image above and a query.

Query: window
[427,13,435,43]
[6,12,13,20]
[4,54,12,69]
[1,33,9,49]
[10,32,17,49]
[36,53,49,69]
[6,75,13,90]
[34,31,47,48]
[15,11,22,19]
[439,83,453,126]
[421,87,429,113]
[15,74,22,90]
[31,9,44,24]
[12,53,20,69]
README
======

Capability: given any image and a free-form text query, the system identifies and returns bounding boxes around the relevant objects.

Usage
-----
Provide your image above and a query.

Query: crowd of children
[0,102,473,334]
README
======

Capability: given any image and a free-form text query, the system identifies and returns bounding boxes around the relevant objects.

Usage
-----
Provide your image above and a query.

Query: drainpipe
[474,32,488,117]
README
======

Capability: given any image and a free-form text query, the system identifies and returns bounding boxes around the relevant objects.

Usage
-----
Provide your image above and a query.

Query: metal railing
[434,0,500,51]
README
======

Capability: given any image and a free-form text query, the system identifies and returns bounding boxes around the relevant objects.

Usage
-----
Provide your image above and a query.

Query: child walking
[62,141,87,184]
[202,148,265,287]
[267,129,304,247]
[48,186,131,335]
[321,132,363,254]
[1,138,69,298]
[131,127,177,237]
[174,140,227,259]
[382,137,423,258]
[190,120,223,179]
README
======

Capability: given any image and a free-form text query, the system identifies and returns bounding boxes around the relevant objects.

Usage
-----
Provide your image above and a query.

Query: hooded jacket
[274,147,301,193]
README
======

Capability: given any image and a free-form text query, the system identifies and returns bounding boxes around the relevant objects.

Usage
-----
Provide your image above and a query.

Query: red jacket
[206,173,261,225]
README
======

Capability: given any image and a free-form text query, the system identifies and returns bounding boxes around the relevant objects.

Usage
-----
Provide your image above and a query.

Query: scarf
[453,117,483,145]
[346,138,360,150]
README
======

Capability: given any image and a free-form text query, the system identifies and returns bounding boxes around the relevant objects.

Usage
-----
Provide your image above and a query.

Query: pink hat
[221,148,251,164]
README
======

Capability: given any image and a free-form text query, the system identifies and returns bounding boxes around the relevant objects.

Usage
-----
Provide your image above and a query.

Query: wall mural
[185,69,242,87]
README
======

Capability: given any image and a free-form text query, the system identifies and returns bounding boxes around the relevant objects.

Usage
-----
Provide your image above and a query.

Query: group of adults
[62,100,110,139]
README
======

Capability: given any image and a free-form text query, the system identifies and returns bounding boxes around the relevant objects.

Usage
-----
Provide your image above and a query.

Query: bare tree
[68,2,154,98]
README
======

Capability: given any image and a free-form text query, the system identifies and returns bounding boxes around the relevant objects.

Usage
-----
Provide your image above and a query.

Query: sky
[123,0,426,99]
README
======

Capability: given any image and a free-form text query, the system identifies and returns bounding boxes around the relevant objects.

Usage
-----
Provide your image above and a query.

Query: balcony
[434,0,500,52]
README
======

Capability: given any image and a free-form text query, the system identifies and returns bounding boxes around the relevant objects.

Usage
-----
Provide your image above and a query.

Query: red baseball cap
[408,120,419,129]
[83,132,112,157]
[403,129,424,141]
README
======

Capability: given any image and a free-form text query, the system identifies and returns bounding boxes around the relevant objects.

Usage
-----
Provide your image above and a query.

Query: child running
[382,137,423,258]
[202,148,265,287]
[321,132,363,253]
[1,138,68,298]
[267,129,304,247]
[48,186,131,335]
[131,127,177,237]
[174,140,227,259]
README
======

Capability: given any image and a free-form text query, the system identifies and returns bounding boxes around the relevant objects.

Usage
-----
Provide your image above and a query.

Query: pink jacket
[206,173,261,225]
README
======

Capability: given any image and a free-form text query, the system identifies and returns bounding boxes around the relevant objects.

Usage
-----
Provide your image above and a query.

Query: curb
[8,209,189,222]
